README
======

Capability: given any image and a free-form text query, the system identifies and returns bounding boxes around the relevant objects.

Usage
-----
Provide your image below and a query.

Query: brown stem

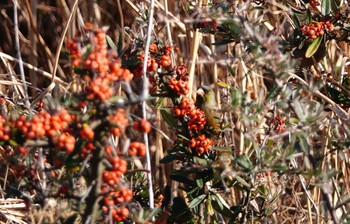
[81,143,105,223]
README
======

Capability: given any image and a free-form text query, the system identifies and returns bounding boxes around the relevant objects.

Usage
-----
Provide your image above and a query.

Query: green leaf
[327,85,350,108]
[266,86,282,102]
[293,14,301,31]
[321,0,332,16]
[177,134,190,141]
[212,146,232,152]
[306,9,312,23]
[8,140,18,147]
[211,194,234,218]
[145,206,161,221]
[299,134,309,153]
[305,36,323,58]
[196,179,203,188]
[160,109,177,128]
[235,175,251,188]
[206,195,215,216]
[106,35,118,52]
[231,88,241,107]
[155,97,165,109]
[160,153,177,163]
[272,163,287,172]
[233,155,254,171]
[188,194,206,209]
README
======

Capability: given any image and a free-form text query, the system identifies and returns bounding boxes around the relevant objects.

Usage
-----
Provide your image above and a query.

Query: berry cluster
[300,21,333,39]
[14,109,76,153]
[81,142,95,156]
[84,29,108,72]
[268,115,286,133]
[129,43,173,76]
[67,27,134,102]
[157,45,172,67]
[189,134,213,154]
[80,125,94,140]
[108,108,129,137]
[66,39,81,67]
[134,54,159,76]
[102,156,128,186]
[0,116,11,141]
[133,119,151,133]
[16,109,73,139]
[86,77,113,101]
[128,142,146,157]
[164,65,190,96]
[79,125,95,156]
[173,98,206,132]
[168,75,190,96]
[101,185,132,221]
[163,65,214,155]
[56,132,76,153]
[101,149,132,222]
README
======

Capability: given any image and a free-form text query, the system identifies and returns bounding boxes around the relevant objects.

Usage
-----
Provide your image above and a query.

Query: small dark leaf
[169,197,193,223]
[306,9,312,23]
[160,153,178,163]
[212,39,235,46]
[170,174,194,185]
[293,14,301,30]
[162,185,171,209]
[327,85,350,108]
[160,109,178,128]
[63,214,78,224]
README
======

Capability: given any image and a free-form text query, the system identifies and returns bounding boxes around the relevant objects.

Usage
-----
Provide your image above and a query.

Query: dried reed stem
[142,0,156,210]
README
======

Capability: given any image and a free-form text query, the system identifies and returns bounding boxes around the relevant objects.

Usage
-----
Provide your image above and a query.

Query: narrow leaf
[145,206,161,221]
[321,0,331,16]
[160,153,177,163]
[106,35,118,51]
[188,194,206,209]
[305,36,323,58]
[235,175,251,188]
[160,109,177,128]
[212,146,232,152]
[211,194,234,218]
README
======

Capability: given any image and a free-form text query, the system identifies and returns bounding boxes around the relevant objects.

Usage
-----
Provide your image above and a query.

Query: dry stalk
[142,0,156,210]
